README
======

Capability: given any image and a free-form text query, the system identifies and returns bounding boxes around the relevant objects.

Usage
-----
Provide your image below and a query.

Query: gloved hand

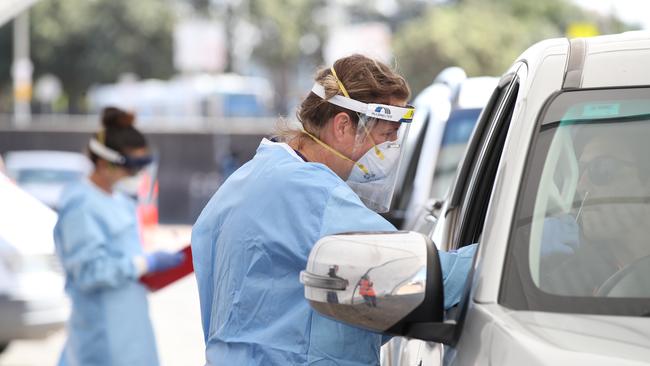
[145,251,185,273]
[541,214,580,257]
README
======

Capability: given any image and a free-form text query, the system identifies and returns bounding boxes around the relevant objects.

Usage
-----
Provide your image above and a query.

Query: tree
[392,0,631,95]
[247,0,327,115]
[0,0,176,113]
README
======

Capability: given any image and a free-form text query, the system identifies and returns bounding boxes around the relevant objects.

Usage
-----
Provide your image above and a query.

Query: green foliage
[0,0,176,112]
[247,0,327,113]
[392,0,625,95]
[249,0,317,66]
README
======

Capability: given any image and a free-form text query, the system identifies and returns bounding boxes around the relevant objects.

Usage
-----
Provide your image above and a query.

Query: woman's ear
[331,112,354,142]
[96,159,117,174]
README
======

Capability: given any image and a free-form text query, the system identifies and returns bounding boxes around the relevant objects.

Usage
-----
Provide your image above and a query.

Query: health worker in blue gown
[192,54,477,366]
[55,107,184,366]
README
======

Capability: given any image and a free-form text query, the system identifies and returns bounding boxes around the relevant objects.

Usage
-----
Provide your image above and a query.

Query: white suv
[301,31,650,365]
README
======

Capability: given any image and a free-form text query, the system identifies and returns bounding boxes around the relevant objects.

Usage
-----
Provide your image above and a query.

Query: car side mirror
[300,231,456,344]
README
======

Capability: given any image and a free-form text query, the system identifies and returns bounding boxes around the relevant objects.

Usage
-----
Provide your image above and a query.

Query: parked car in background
[385,73,497,230]
[402,76,498,232]
[303,31,650,365]
[0,173,68,353]
[383,67,466,228]
[3,150,159,231]
[3,150,92,210]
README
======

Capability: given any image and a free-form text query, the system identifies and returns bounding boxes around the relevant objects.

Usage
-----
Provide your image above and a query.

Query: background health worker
[192,54,476,365]
[54,107,184,366]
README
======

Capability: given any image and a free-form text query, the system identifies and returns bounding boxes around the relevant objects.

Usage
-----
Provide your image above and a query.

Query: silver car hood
[492,308,650,365]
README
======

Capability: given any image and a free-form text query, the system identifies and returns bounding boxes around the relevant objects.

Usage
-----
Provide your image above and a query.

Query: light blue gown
[55,180,158,366]
[192,139,475,366]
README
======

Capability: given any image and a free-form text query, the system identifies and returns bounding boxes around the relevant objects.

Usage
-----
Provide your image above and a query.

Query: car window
[502,87,650,316]
[429,108,482,200]
[452,68,522,248]
[16,169,83,185]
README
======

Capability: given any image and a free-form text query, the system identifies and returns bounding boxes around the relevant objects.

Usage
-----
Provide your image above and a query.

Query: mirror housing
[300,231,456,344]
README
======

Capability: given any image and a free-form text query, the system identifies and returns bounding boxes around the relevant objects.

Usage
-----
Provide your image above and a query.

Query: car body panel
[0,172,58,256]
[581,32,650,88]
[452,304,650,366]
[0,173,68,344]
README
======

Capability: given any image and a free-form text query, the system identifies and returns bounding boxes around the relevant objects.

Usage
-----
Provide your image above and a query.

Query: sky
[573,0,650,30]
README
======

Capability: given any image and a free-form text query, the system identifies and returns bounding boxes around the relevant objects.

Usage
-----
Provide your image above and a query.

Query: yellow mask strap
[360,122,385,160]
[302,129,370,175]
[330,67,350,98]
[97,129,105,144]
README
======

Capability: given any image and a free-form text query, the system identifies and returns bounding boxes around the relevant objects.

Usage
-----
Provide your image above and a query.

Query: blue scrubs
[55,180,158,366]
[192,139,475,365]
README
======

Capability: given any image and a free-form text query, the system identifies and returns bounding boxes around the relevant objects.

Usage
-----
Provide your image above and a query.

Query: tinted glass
[504,88,650,316]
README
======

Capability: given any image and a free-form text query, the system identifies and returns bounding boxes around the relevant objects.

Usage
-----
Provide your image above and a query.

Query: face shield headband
[310,83,415,124]
[88,138,153,171]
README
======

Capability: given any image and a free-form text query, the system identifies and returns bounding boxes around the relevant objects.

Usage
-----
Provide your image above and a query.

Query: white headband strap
[311,83,367,114]
[310,83,414,123]
[89,138,125,164]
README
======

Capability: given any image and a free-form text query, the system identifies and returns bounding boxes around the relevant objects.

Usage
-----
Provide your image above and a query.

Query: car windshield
[429,108,481,198]
[17,169,84,185]
[504,87,650,316]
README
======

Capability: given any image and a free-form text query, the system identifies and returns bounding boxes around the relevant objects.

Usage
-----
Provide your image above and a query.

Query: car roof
[517,31,650,91]
[581,31,650,88]
[4,150,92,172]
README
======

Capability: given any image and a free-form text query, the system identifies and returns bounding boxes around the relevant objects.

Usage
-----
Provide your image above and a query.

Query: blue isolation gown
[192,139,475,366]
[55,180,158,366]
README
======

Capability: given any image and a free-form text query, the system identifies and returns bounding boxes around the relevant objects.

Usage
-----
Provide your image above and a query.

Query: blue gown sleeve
[438,244,477,309]
[320,185,395,236]
[55,207,137,293]
[541,214,580,257]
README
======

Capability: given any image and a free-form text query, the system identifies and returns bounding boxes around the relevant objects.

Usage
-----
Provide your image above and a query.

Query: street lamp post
[12,10,33,127]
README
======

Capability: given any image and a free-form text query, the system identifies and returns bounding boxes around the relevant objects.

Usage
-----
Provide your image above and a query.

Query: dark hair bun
[101,106,135,129]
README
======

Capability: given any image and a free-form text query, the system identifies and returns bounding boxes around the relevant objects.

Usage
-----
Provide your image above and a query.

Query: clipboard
[139,245,194,291]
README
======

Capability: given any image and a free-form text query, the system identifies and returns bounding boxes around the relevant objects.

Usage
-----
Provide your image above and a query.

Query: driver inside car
[541,131,650,296]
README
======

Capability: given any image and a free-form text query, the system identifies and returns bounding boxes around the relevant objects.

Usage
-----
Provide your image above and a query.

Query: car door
[382,63,527,366]
[440,62,526,365]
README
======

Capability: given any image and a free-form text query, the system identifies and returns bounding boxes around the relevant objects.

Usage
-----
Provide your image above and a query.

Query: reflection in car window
[430,108,481,199]
[516,89,650,301]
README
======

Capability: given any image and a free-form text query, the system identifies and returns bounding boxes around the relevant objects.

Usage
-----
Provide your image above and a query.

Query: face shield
[310,83,414,213]
[88,138,153,175]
